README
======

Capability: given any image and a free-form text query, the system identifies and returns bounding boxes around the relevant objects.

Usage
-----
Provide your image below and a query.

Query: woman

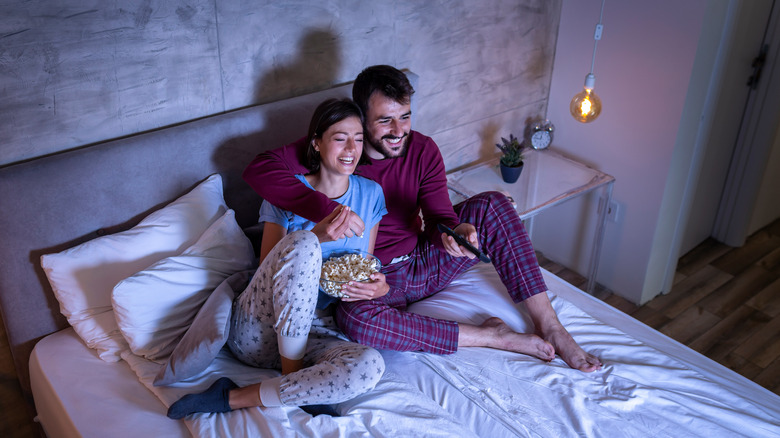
[168,98,389,419]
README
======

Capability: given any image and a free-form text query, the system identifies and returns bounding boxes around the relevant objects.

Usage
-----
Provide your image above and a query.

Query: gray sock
[301,404,340,417]
[167,377,238,419]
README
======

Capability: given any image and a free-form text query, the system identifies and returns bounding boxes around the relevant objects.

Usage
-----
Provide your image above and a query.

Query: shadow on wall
[211,28,343,229]
[477,121,501,164]
[254,27,343,105]
[474,116,541,167]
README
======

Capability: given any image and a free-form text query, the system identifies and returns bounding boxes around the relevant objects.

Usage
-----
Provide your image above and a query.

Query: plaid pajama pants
[335,191,548,354]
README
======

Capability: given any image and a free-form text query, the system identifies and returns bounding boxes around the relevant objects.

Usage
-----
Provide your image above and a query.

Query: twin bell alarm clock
[526,119,554,150]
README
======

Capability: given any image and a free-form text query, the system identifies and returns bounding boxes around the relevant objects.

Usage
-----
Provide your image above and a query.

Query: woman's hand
[311,205,351,243]
[441,223,479,259]
[341,272,389,301]
[311,205,366,242]
[344,209,365,238]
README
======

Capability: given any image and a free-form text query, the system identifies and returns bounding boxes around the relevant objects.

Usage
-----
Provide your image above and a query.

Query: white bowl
[319,249,382,298]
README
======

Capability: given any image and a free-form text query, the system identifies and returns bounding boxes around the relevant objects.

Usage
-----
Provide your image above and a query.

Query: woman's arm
[368,222,380,254]
[258,222,288,265]
[341,223,389,301]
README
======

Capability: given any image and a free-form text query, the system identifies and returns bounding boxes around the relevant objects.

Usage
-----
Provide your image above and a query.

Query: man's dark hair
[352,65,415,117]
[304,98,370,172]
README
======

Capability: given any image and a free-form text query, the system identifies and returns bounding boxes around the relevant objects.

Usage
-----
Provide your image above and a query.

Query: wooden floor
[0,218,779,437]
[0,318,38,437]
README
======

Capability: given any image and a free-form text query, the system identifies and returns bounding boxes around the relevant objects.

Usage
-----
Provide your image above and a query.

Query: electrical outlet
[606,200,621,223]
[599,196,622,223]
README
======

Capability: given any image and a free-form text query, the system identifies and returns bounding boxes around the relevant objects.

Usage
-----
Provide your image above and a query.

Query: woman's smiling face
[314,115,364,176]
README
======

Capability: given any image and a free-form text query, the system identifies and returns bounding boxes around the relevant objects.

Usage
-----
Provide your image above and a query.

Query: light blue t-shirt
[258,174,387,308]
[259,174,387,251]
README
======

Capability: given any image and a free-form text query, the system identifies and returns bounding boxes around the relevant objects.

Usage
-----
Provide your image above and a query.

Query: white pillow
[112,209,255,360]
[41,174,227,362]
[153,270,252,386]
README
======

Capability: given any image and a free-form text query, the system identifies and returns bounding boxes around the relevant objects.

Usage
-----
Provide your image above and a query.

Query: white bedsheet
[32,265,780,437]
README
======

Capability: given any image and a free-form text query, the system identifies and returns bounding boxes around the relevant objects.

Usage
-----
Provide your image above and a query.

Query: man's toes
[541,343,555,361]
[578,355,602,372]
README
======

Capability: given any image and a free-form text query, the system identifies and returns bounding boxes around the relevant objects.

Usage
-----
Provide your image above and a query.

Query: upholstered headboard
[0,82,352,408]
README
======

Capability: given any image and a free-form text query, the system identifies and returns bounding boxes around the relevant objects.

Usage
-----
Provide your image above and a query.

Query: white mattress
[30,265,780,437]
[29,328,190,437]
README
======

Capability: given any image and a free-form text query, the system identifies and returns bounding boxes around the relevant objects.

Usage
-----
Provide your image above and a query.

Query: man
[243,65,601,372]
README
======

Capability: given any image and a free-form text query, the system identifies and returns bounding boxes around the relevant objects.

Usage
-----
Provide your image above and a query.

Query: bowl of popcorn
[320,249,382,298]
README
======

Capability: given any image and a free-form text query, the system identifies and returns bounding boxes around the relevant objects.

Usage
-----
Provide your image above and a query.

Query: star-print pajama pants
[226,230,385,407]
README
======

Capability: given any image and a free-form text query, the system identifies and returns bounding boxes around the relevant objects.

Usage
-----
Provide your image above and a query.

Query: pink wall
[534,0,708,303]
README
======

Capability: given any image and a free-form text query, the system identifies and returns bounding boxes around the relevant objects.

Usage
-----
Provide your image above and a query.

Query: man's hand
[341,272,389,301]
[441,223,479,259]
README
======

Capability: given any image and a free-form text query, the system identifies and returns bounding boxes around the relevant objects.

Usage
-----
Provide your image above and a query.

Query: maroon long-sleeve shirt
[242,130,460,265]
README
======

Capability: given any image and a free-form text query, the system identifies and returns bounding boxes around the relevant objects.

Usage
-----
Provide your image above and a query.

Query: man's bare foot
[540,324,601,372]
[522,292,602,372]
[478,317,555,361]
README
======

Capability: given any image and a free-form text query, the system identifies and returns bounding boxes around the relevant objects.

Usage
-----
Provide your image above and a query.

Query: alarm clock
[528,120,554,150]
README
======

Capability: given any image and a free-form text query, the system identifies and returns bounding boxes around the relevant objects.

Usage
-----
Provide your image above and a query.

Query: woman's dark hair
[304,98,369,172]
[352,65,415,117]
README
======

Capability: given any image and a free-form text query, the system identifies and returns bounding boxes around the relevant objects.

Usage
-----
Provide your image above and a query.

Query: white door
[681,0,780,253]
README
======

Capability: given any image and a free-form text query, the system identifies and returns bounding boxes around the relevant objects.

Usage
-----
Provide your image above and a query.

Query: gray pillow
[153,269,253,386]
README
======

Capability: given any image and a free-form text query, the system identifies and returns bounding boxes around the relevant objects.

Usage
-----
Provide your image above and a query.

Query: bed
[1,80,779,438]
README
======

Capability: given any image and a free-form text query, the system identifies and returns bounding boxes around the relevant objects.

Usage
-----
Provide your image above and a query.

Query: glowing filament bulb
[570,73,602,123]
[580,95,592,116]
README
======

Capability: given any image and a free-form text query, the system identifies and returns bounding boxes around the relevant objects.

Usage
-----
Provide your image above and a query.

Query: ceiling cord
[589,0,606,75]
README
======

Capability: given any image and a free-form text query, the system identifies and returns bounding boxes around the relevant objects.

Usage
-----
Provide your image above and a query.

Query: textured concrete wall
[0,0,561,169]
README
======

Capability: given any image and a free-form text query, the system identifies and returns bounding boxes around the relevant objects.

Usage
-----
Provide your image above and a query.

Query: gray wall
[0,0,561,171]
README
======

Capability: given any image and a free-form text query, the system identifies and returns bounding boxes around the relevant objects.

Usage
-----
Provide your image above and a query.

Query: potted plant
[496,134,525,183]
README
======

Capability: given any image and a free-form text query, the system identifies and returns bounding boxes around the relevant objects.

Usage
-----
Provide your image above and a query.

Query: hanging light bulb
[570,73,602,123]
[570,0,605,123]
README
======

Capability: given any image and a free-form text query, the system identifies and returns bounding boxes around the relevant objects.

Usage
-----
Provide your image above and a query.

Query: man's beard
[368,132,410,158]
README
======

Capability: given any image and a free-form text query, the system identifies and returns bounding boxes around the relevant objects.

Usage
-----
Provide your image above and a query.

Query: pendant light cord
[589,0,606,75]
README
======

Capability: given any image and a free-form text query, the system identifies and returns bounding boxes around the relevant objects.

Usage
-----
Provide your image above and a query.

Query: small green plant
[496,134,524,167]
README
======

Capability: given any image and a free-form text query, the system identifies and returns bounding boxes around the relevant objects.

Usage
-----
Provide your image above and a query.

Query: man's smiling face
[364,91,412,159]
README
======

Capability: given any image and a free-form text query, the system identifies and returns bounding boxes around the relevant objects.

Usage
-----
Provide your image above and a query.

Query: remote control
[437,224,491,263]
